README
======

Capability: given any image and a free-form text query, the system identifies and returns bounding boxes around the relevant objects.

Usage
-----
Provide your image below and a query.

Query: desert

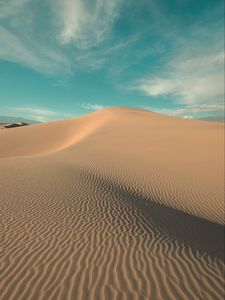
[0,107,224,300]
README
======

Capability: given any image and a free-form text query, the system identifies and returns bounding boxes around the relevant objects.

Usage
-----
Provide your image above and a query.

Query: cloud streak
[135,14,224,118]
[0,0,30,18]
[0,25,72,74]
[144,103,224,120]
[79,103,105,111]
[0,0,223,121]
[53,0,121,48]
[7,106,73,122]
[137,51,224,104]
[0,0,125,75]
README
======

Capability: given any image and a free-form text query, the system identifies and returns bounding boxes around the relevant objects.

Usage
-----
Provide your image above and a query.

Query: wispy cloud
[0,0,30,18]
[0,25,71,75]
[137,51,224,104]
[0,0,223,122]
[6,106,74,122]
[9,104,107,121]
[0,0,168,78]
[52,0,122,48]
[174,103,224,116]
[79,103,105,111]
[144,103,224,120]
[135,13,224,118]
[0,0,125,74]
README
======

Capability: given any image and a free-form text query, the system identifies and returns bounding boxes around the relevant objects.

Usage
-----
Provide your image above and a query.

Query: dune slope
[0,107,224,300]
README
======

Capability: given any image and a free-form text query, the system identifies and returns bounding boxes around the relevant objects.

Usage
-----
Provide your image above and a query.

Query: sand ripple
[0,158,224,300]
[0,108,224,299]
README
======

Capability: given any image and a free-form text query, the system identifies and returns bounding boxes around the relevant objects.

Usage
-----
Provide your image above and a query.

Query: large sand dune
[0,107,224,300]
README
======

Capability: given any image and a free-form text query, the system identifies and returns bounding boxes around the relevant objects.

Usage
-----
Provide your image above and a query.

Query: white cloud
[52,0,121,48]
[7,106,74,122]
[0,0,71,75]
[14,107,57,116]
[144,103,224,119]
[0,0,124,74]
[79,103,105,111]
[0,26,71,74]
[183,115,192,119]
[135,16,224,120]
[137,51,224,104]
[0,0,30,18]
[134,6,224,105]
[175,103,224,115]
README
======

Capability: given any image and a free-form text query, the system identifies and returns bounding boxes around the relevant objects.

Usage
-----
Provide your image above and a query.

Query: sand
[0,107,224,300]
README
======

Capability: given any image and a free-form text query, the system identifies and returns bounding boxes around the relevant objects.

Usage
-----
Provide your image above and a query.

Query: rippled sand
[0,107,224,300]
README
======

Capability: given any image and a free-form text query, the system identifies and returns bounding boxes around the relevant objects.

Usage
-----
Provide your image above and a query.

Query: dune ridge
[0,107,224,300]
[0,109,111,157]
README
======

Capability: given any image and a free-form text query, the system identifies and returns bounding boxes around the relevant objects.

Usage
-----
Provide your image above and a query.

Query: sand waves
[0,159,224,300]
[0,108,224,299]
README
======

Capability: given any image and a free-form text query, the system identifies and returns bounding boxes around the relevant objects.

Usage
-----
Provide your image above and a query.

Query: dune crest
[0,107,224,300]
[0,109,112,157]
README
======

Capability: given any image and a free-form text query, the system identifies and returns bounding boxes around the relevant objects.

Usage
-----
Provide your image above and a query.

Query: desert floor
[0,107,224,300]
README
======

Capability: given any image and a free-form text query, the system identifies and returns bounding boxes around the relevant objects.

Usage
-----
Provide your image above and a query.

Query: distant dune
[0,107,224,300]
[0,121,29,129]
[198,116,225,122]
[0,115,40,124]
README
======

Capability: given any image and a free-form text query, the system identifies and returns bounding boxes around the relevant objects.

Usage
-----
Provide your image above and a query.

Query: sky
[0,0,224,122]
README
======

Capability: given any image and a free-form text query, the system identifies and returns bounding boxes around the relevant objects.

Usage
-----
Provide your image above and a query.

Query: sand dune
[0,122,29,129]
[0,107,224,300]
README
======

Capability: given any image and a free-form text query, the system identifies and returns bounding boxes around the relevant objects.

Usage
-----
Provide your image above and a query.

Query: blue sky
[0,0,224,122]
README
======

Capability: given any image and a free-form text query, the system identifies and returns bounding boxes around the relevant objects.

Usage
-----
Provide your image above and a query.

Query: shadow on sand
[97,173,224,261]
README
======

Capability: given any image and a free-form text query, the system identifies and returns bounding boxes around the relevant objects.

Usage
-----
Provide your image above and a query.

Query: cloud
[0,0,30,18]
[174,103,224,115]
[144,103,224,119]
[0,0,124,74]
[183,115,193,119]
[137,50,224,104]
[52,0,121,48]
[0,0,71,75]
[79,103,105,111]
[0,0,162,77]
[135,13,224,119]
[7,106,74,122]
[6,104,107,122]
[0,25,71,75]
